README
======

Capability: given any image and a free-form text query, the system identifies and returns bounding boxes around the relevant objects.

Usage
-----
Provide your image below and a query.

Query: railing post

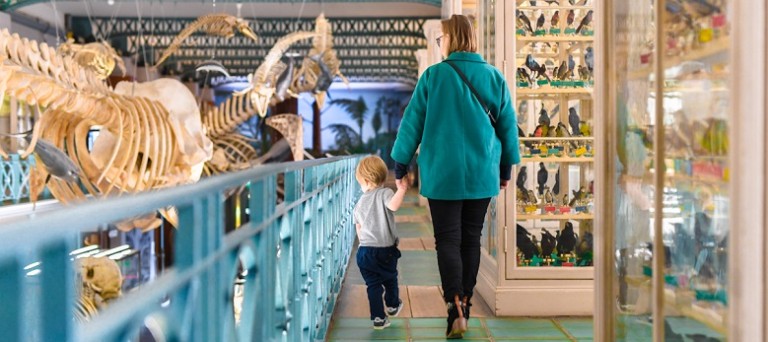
[0,258,22,341]
[245,175,279,341]
[40,240,74,342]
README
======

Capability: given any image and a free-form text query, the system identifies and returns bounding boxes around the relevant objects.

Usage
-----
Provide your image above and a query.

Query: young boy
[353,155,408,329]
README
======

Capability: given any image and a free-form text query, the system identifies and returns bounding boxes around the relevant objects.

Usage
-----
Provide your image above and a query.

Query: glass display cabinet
[594,0,768,340]
[477,0,596,316]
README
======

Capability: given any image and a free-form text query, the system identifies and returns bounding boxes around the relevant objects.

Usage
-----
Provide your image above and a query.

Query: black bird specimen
[537,162,548,195]
[541,229,557,256]
[536,13,546,31]
[517,11,534,34]
[517,225,539,259]
[584,46,594,72]
[566,10,576,27]
[557,221,578,254]
[517,67,533,83]
[576,10,593,34]
[568,54,576,76]
[569,186,586,207]
[568,107,581,136]
[553,167,561,195]
[516,166,528,191]
[538,107,551,126]
[525,54,541,76]
[535,63,551,81]
[550,10,560,28]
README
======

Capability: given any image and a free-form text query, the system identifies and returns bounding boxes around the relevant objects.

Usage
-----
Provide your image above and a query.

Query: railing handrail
[0,156,352,258]
[0,155,361,342]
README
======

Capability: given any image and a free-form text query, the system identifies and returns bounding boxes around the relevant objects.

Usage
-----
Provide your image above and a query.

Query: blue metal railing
[1,154,35,203]
[0,156,361,341]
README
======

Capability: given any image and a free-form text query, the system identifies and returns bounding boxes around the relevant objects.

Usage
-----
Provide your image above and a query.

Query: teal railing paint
[1,154,34,203]
[0,156,361,341]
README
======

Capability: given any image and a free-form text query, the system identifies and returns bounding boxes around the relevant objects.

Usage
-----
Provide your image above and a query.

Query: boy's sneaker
[386,300,404,317]
[373,317,391,330]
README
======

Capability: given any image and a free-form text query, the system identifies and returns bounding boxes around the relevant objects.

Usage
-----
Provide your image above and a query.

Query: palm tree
[330,96,368,146]
[372,97,384,146]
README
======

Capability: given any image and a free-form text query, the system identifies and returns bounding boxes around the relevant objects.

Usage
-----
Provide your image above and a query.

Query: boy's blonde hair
[356,155,388,186]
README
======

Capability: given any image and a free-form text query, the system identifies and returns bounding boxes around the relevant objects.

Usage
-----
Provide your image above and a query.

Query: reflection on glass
[610,0,729,339]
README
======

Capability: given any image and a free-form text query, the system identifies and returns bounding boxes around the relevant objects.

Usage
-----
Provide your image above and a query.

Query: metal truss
[70,16,434,84]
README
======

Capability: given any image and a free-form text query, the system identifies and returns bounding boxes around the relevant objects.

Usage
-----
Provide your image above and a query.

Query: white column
[423,19,443,67]
[442,0,463,18]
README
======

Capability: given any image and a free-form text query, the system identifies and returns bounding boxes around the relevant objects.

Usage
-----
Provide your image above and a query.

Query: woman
[391,14,520,338]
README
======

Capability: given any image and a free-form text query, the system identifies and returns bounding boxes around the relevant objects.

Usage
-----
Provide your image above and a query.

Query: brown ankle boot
[446,295,467,339]
[462,296,472,320]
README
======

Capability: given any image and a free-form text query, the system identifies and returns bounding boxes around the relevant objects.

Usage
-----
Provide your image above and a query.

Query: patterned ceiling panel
[73,16,434,84]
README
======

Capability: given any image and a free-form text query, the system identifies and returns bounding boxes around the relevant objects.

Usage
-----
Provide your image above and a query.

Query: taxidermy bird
[557,60,569,80]
[556,122,571,137]
[546,125,557,138]
[538,107,551,126]
[553,168,561,195]
[517,225,539,259]
[525,54,541,76]
[561,193,569,206]
[527,190,538,204]
[566,10,576,27]
[533,124,549,137]
[557,221,578,254]
[576,10,594,34]
[576,231,593,257]
[537,162,548,195]
[585,46,594,72]
[516,166,528,191]
[543,186,554,204]
[578,65,589,80]
[535,63,551,81]
[682,0,720,18]
[569,186,587,206]
[550,11,560,28]
[541,229,557,256]
[536,13,546,31]
[568,55,576,77]
[569,107,581,136]
[517,67,533,83]
[517,11,534,34]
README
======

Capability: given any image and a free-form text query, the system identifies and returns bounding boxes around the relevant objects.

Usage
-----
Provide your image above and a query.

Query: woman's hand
[500,179,509,190]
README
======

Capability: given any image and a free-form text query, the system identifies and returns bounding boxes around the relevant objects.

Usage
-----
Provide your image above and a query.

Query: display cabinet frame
[476,0,596,316]
[593,0,768,340]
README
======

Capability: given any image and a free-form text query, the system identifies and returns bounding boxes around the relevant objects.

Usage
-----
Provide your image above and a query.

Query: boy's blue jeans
[356,245,401,320]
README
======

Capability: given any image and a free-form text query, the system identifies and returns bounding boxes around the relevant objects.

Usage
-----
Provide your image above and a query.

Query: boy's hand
[396,178,408,191]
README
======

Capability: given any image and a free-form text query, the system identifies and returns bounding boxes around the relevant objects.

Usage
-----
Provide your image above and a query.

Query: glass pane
[610,0,656,340]
[482,197,499,258]
[513,0,595,272]
[660,0,729,338]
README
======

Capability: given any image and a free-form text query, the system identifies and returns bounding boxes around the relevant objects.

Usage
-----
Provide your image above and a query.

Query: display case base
[476,266,594,316]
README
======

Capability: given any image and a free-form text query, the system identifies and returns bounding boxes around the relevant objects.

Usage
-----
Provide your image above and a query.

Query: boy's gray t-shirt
[353,187,398,247]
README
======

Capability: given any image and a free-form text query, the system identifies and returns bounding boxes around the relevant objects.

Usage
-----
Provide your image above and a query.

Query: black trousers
[428,198,491,302]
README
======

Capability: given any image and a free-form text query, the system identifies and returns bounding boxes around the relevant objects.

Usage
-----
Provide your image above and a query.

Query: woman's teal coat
[391,52,521,200]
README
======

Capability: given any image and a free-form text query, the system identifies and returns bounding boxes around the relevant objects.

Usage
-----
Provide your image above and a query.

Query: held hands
[500,179,509,190]
[396,178,409,192]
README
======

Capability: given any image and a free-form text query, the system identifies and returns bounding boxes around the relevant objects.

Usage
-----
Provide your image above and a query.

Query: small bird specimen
[537,162,548,195]
[557,221,578,254]
[576,10,594,34]
[569,107,581,136]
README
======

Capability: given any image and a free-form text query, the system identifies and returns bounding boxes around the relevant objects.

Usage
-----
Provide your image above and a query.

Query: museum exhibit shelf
[475,0,596,316]
[593,0,751,340]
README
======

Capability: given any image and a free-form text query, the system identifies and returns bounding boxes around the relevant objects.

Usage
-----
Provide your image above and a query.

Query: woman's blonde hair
[356,155,388,186]
[441,15,478,54]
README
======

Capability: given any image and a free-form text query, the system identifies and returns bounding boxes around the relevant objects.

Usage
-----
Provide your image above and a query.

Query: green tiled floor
[329,317,590,341]
[397,222,433,238]
[345,247,442,286]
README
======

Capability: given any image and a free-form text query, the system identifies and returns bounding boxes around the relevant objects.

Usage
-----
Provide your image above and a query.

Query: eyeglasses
[436,35,444,47]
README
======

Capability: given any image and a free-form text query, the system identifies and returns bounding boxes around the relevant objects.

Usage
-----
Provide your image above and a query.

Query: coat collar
[445,52,486,63]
